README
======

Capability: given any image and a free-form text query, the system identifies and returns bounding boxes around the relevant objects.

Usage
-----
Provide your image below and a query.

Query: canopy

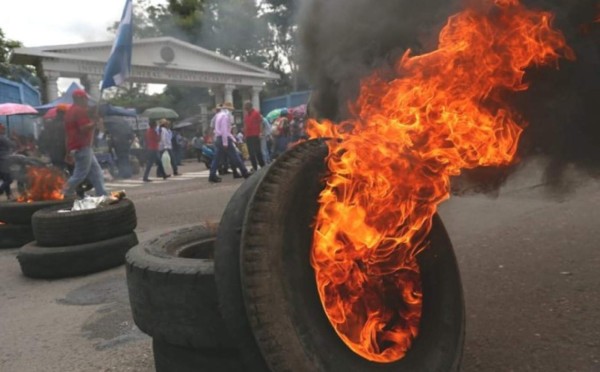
[35,82,97,111]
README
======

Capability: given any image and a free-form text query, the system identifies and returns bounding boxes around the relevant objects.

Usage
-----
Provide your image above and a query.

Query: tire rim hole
[176,238,215,259]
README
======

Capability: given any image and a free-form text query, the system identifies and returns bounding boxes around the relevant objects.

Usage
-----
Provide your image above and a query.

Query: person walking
[38,104,70,170]
[62,89,107,197]
[158,119,179,176]
[209,102,249,183]
[111,124,134,179]
[209,104,222,134]
[171,129,182,167]
[192,131,204,162]
[243,101,265,171]
[0,124,16,200]
[142,120,167,182]
[260,115,272,164]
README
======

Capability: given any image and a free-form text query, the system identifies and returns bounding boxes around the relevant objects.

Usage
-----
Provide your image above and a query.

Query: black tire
[240,139,465,371]
[0,199,74,225]
[215,168,270,371]
[32,199,137,247]
[0,224,34,249]
[126,225,234,349]
[17,232,138,279]
[152,339,243,372]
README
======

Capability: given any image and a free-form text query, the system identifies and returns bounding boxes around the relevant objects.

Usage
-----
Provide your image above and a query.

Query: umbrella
[141,107,179,120]
[289,104,307,119]
[100,104,137,118]
[0,103,39,134]
[266,108,288,123]
[174,121,194,129]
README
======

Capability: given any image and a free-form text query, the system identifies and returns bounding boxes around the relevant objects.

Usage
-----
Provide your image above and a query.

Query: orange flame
[17,167,65,203]
[307,0,573,363]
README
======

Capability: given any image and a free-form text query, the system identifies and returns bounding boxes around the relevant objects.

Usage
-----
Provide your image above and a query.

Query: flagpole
[98,0,133,133]
[100,0,133,111]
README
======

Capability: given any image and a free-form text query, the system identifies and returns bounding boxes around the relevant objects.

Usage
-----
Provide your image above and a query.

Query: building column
[251,86,262,112]
[44,71,60,102]
[224,84,236,104]
[212,86,224,106]
[86,74,102,100]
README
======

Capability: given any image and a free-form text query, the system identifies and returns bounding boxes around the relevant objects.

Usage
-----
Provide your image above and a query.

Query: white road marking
[103,171,210,190]
[105,183,142,188]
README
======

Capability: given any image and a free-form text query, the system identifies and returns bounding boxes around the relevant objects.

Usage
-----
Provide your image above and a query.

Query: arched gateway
[11,36,279,108]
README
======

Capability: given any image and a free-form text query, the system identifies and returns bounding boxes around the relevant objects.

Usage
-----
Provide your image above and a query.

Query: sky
[1,0,166,93]
[1,0,165,47]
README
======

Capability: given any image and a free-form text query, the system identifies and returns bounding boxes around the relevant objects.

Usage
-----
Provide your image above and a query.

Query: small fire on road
[17,167,65,203]
[308,0,573,363]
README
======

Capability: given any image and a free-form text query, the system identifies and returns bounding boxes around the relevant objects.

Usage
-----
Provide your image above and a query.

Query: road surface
[0,159,598,371]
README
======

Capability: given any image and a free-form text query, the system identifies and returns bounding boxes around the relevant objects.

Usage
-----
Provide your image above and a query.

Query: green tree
[202,0,269,65]
[260,0,303,93]
[109,0,171,39]
[0,27,39,87]
[108,82,174,112]
[108,0,303,109]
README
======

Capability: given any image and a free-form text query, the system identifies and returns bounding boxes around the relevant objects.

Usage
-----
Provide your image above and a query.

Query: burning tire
[32,199,137,247]
[17,232,138,279]
[126,224,234,349]
[215,167,270,371]
[0,199,73,225]
[236,139,465,371]
[152,339,243,372]
[0,224,34,249]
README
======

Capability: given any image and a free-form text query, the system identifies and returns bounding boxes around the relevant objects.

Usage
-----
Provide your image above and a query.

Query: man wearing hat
[209,102,249,183]
[0,123,16,200]
[210,104,223,132]
[63,89,108,197]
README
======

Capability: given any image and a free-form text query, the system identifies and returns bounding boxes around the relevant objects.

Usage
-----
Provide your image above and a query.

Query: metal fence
[261,90,311,115]
[0,77,41,136]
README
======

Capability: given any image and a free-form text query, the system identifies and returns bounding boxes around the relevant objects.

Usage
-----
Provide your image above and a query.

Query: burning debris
[307,0,572,362]
[16,167,65,203]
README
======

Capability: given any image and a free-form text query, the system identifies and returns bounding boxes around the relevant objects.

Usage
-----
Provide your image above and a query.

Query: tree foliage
[0,27,39,87]
[108,0,303,110]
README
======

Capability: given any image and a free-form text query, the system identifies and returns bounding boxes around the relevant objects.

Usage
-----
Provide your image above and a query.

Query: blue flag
[101,0,133,91]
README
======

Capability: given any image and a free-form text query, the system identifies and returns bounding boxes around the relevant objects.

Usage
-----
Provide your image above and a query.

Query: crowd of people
[0,88,308,199]
[199,100,307,183]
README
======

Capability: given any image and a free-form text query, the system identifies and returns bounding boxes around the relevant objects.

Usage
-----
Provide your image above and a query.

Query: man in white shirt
[158,119,179,176]
[209,102,249,183]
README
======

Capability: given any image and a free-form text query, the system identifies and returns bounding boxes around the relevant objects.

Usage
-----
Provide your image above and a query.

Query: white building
[11,36,280,109]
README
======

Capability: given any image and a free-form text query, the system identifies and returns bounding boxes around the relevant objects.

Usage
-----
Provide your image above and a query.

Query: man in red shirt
[142,120,167,182]
[243,101,265,171]
[63,89,107,197]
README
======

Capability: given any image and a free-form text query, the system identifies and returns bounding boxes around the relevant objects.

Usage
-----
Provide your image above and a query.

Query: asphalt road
[0,159,598,371]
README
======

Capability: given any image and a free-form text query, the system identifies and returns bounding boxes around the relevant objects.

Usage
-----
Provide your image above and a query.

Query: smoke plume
[299,0,600,192]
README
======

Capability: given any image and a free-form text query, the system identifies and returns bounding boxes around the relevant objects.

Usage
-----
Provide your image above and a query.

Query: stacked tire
[124,139,466,371]
[0,200,73,250]
[125,224,243,372]
[17,199,138,279]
